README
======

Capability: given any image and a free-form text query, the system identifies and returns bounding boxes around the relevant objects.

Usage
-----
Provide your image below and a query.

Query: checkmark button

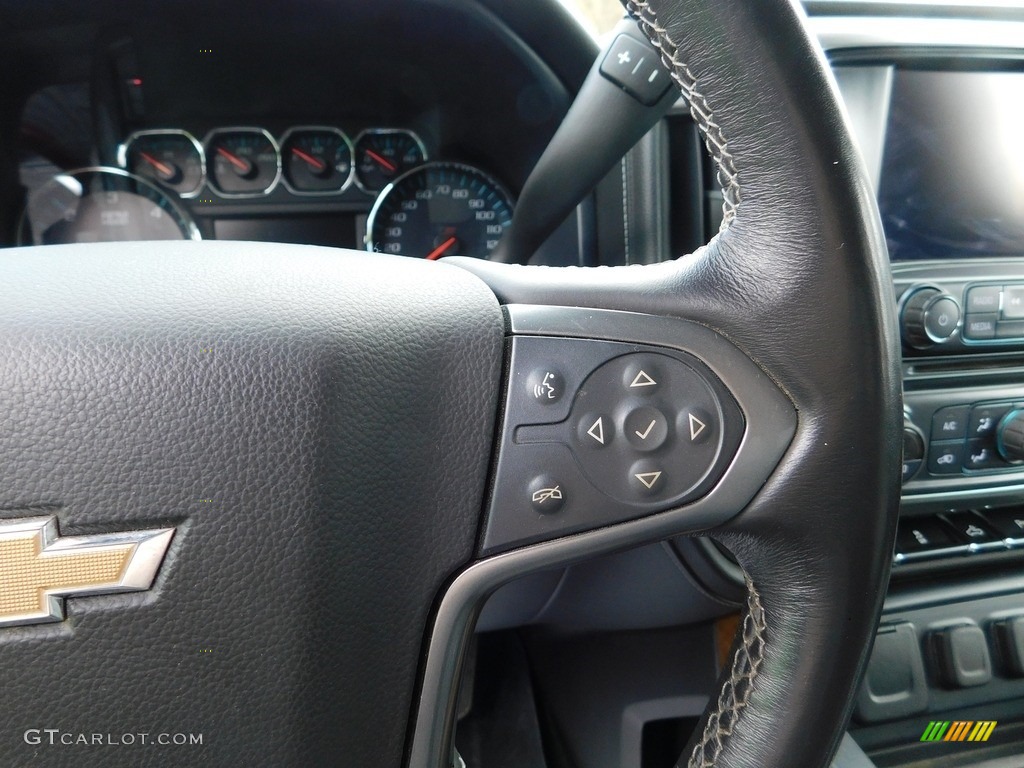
[624,407,668,451]
[635,420,657,440]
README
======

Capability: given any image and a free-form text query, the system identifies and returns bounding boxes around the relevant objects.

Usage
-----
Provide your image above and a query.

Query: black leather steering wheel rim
[445,1,903,766]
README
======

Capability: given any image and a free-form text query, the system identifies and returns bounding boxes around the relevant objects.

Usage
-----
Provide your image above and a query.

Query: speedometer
[365,162,514,260]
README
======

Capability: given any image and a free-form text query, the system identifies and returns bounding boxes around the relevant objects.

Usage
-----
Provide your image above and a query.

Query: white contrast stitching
[621,155,631,264]
[624,5,755,764]
[624,0,740,231]
[687,577,767,768]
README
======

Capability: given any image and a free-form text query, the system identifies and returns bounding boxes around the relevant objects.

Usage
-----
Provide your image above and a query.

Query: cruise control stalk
[491,17,679,264]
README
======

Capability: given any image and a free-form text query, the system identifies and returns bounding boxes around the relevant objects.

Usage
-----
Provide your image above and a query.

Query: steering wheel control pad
[484,337,743,553]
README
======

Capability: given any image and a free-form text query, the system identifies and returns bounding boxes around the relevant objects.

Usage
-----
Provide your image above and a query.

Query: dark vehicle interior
[0,1,1023,767]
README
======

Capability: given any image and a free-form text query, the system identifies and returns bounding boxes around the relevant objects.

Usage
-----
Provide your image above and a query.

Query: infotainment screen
[877,69,1024,261]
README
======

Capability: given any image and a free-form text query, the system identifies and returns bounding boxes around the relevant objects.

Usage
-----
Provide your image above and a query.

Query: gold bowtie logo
[0,516,174,627]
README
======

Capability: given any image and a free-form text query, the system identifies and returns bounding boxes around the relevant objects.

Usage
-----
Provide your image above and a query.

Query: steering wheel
[0,1,900,767]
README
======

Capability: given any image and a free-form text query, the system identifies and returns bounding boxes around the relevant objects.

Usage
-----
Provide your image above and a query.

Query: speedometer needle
[291,147,326,171]
[139,151,175,178]
[426,236,458,261]
[364,149,397,172]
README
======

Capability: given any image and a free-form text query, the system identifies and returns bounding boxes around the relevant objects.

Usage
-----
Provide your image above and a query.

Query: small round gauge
[18,167,200,245]
[354,129,427,194]
[280,127,353,195]
[366,161,514,260]
[205,128,281,197]
[119,130,205,198]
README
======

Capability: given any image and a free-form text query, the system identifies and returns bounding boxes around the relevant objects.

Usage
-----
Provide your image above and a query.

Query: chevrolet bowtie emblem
[0,516,173,627]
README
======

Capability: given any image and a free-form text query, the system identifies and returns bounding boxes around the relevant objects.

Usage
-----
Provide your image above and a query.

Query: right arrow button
[684,410,713,444]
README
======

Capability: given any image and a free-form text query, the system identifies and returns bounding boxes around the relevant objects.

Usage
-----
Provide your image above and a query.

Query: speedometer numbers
[366,162,514,260]
[354,129,426,193]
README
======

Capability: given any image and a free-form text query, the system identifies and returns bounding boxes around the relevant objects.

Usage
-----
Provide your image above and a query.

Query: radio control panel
[895,261,1024,354]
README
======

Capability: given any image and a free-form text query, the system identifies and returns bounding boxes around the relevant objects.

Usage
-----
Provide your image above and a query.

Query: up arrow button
[629,370,657,388]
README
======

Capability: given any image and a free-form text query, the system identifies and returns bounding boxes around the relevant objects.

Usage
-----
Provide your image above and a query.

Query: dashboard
[0,0,600,264]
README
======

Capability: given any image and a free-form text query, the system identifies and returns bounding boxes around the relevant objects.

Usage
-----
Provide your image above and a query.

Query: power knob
[901,287,961,349]
[996,409,1024,464]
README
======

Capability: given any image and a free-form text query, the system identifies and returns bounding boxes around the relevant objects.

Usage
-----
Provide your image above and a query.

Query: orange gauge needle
[291,147,326,171]
[140,151,174,178]
[426,236,458,261]
[216,146,251,173]
[365,149,397,172]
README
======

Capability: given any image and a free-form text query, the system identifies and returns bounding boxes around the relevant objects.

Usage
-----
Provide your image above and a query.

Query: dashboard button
[992,617,1024,677]
[968,403,1011,439]
[945,512,1001,546]
[925,297,961,340]
[928,441,963,475]
[981,509,1024,542]
[1003,286,1024,319]
[966,285,1001,314]
[896,518,957,553]
[855,623,928,723]
[931,405,969,440]
[964,314,997,340]
[964,439,1007,471]
[930,625,992,689]
[996,320,1024,339]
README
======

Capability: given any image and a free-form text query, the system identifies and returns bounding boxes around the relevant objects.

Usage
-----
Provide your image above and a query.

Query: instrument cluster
[118,126,427,199]
[19,124,517,260]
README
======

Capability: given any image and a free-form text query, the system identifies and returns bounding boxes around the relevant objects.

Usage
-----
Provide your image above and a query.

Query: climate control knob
[901,287,961,349]
[996,409,1024,464]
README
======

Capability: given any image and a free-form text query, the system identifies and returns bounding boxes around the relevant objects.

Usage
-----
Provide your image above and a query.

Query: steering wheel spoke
[483,304,795,554]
